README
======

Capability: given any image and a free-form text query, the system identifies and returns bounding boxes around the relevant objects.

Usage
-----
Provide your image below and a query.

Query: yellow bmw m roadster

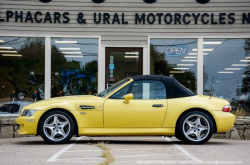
[16,75,235,144]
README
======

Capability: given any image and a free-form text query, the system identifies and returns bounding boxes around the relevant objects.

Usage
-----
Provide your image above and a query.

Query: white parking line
[57,153,184,160]
[57,158,104,160]
[163,136,202,162]
[53,160,102,163]
[115,153,184,158]
[47,136,83,162]
[66,148,172,152]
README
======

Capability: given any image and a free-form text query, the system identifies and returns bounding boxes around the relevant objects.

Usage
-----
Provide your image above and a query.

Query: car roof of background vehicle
[130,75,195,99]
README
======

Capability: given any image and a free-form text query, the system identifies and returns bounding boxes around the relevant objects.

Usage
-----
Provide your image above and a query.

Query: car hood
[22,95,104,111]
[53,95,99,100]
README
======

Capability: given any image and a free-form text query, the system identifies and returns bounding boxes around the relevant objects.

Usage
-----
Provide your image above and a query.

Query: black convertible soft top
[130,75,195,99]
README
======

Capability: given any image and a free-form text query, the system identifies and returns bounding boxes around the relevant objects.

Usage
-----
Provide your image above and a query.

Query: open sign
[165,45,189,57]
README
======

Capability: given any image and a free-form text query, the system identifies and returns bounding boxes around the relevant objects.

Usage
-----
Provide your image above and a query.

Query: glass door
[105,48,143,88]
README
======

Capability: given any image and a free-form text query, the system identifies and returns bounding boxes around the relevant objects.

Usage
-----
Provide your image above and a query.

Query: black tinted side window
[131,80,166,99]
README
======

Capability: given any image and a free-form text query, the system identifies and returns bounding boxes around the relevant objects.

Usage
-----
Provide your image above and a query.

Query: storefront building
[0,0,250,116]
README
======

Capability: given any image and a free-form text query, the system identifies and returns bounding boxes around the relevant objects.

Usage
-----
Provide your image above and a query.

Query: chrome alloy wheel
[43,114,70,141]
[182,115,210,142]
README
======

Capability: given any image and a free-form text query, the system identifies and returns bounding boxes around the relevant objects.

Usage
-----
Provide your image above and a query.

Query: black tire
[39,110,75,144]
[177,111,214,144]
[174,132,183,141]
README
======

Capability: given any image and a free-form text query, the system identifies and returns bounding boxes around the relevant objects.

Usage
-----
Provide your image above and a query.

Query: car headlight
[21,110,37,116]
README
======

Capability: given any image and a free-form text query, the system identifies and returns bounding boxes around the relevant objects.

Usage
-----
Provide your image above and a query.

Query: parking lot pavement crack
[87,136,93,141]
[96,142,115,165]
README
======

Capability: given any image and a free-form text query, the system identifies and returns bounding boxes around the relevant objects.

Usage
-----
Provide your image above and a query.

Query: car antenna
[209,76,214,99]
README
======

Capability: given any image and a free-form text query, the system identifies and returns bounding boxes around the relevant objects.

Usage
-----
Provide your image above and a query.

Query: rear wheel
[39,111,75,144]
[177,111,214,144]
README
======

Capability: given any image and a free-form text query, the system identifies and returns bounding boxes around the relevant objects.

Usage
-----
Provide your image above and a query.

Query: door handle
[152,104,164,107]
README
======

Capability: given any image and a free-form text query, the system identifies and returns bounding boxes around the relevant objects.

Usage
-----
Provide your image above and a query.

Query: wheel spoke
[58,129,66,137]
[186,128,194,136]
[195,117,201,125]
[199,126,208,132]
[53,116,59,125]
[50,130,57,138]
[185,120,194,127]
[196,131,202,140]
[59,121,69,129]
[44,124,54,131]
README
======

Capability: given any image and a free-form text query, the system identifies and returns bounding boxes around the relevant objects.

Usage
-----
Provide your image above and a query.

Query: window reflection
[150,39,197,93]
[51,38,98,97]
[0,37,45,115]
[131,80,166,99]
[203,39,250,115]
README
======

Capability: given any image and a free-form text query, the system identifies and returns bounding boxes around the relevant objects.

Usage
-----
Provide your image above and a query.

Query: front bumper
[15,111,44,135]
[212,111,235,133]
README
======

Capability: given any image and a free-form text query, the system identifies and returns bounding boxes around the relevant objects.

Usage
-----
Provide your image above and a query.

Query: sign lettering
[165,45,189,57]
[0,11,250,25]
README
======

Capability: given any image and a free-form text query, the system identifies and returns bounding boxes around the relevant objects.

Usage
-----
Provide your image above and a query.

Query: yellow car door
[104,80,168,128]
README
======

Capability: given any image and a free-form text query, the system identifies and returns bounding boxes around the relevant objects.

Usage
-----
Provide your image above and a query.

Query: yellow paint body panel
[16,110,44,135]
[79,128,175,136]
[15,79,235,136]
[162,95,235,133]
[104,99,167,128]
[71,110,103,128]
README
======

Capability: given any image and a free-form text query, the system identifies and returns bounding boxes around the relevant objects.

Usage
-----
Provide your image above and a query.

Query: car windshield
[97,78,131,98]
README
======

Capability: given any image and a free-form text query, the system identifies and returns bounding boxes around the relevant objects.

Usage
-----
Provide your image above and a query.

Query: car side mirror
[123,93,133,104]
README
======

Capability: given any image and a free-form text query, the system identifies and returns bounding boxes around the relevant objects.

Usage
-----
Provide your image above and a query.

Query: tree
[150,44,197,93]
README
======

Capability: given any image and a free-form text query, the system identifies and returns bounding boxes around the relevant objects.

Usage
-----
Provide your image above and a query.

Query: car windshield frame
[97,78,131,98]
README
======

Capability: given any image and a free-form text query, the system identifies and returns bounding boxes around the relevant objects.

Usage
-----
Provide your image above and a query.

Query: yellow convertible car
[16,75,235,144]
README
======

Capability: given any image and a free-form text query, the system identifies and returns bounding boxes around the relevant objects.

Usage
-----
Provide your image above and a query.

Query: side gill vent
[79,105,96,110]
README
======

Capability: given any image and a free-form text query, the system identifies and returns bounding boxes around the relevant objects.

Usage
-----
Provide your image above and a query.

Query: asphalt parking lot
[0,136,248,165]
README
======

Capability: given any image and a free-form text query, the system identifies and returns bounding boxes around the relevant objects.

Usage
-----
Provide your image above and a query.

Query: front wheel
[39,111,75,144]
[177,111,214,144]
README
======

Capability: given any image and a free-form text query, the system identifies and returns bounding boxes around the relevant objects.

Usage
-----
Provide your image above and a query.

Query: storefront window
[51,38,98,97]
[0,37,45,115]
[203,39,250,115]
[150,39,197,93]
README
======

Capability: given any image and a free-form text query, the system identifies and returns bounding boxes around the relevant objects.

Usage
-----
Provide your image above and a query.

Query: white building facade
[0,0,250,116]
